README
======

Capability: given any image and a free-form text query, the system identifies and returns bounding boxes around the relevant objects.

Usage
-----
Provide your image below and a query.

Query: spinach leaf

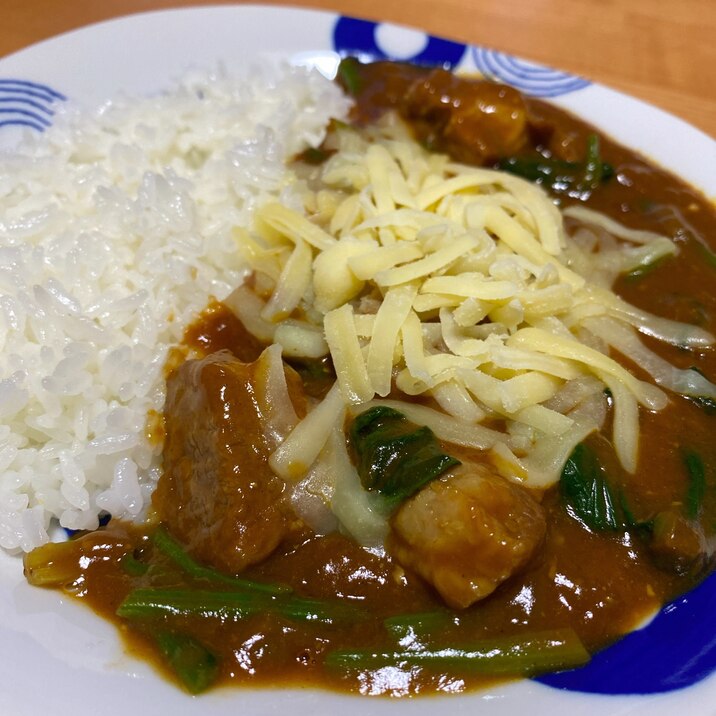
[561,443,620,530]
[337,57,363,96]
[297,146,332,165]
[285,355,336,398]
[497,156,581,186]
[624,256,668,281]
[498,134,613,198]
[560,442,650,532]
[682,449,706,520]
[695,239,716,271]
[350,406,460,505]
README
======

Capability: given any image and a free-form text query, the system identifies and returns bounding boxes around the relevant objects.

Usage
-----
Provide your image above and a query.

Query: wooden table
[3,0,715,139]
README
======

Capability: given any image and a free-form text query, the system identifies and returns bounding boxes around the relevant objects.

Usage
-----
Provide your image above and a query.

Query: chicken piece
[153,350,302,574]
[401,68,529,164]
[388,462,546,609]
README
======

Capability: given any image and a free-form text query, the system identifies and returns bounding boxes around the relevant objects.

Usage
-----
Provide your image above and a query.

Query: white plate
[1,6,715,716]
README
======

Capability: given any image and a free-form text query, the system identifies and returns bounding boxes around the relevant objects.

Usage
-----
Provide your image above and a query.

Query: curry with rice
[24,60,716,696]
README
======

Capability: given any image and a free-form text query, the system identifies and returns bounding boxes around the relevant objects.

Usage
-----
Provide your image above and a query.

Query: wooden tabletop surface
[3,0,715,139]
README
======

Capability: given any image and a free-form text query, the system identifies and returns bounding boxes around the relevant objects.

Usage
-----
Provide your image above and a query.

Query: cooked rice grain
[0,64,350,551]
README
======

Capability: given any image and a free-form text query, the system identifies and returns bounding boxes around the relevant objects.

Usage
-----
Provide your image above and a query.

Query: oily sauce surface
[25,62,716,696]
[37,503,687,695]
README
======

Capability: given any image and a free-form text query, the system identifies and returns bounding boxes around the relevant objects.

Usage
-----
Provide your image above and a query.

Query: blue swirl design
[63,512,111,538]
[333,17,466,67]
[472,46,590,97]
[332,14,716,696]
[538,570,716,694]
[0,79,66,132]
[7,20,713,697]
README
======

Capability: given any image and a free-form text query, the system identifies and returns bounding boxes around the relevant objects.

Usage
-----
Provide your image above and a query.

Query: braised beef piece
[650,510,716,576]
[340,61,529,164]
[400,68,529,164]
[153,350,294,574]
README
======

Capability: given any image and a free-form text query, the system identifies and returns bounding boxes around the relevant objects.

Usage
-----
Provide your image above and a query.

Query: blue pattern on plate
[332,16,589,97]
[0,79,66,132]
[333,17,466,66]
[6,16,714,697]
[539,570,716,693]
[63,512,111,538]
[332,14,715,696]
[471,47,590,97]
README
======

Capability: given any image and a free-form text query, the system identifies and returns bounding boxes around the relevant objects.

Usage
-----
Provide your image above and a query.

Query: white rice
[0,63,351,551]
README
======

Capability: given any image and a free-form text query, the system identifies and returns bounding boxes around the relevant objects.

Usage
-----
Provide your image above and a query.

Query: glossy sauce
[24,62,716,696]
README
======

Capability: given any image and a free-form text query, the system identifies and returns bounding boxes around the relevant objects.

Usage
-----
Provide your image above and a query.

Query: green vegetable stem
[383,611,457,639]
[117,587,365,625]
[325,628,590,676]
[682,449,706,520]
[337,57,363,96]
[498,134,613,198]
[152,526,290,595]
[153,631,219,694]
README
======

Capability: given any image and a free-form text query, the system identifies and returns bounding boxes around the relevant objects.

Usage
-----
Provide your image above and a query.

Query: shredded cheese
[230,115,715,490]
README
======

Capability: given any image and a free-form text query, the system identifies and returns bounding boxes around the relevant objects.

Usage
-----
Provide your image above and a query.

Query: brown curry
[23,61,716,696]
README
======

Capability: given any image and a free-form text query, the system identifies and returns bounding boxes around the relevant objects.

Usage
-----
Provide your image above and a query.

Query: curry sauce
[23,61,716,696]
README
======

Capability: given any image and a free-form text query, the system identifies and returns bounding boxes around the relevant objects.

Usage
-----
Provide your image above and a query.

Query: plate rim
[0,5,715,715]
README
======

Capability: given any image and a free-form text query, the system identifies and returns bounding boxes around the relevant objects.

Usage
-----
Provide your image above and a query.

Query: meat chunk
[401,68,529,164]
[388,462,546,609]
[153,350,300,574]
[650,509,715,576]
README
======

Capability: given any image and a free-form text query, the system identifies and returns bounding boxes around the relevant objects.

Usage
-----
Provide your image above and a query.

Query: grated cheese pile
[227,114,716,518]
